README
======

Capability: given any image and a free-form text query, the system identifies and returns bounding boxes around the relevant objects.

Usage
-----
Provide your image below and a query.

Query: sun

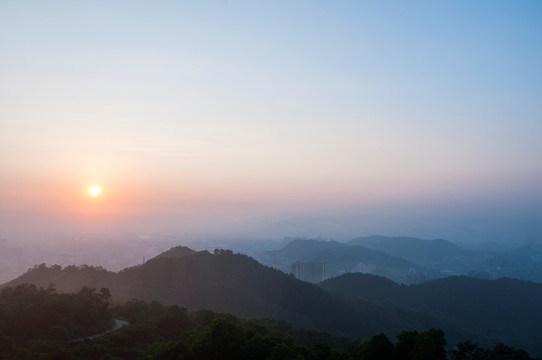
[89,185,102,197]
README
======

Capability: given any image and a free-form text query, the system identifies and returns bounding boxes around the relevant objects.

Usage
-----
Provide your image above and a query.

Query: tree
[487,343,531,360]
[452,340,487,360]
[360,333,394,360]
[190,318,246,359]
[0,331,27,360]
[394,330,419,360]
[411,329,446,360]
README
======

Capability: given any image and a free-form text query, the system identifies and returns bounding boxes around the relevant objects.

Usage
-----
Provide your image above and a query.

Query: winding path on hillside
[70,319,128,342]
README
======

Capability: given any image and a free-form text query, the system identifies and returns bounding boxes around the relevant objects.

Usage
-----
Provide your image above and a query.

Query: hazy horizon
[2,1,541,246]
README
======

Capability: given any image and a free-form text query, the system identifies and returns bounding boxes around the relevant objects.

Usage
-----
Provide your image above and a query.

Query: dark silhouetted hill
[151,245,196,260]
[0,283,113,341]
[321,273,542,354]
[2,263,116,293]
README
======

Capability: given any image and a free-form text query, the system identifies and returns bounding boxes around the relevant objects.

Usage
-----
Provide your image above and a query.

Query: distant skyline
[1,1,541,243]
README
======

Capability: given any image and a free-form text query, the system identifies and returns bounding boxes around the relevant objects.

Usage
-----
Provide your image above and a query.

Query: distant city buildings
[291,261,326,283]
[283,236,333,243]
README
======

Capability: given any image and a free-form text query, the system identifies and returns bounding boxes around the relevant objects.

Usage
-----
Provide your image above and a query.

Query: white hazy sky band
[1,1,541,239]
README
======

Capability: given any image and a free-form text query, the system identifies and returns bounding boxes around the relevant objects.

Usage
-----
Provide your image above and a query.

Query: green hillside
[321,273,542,354]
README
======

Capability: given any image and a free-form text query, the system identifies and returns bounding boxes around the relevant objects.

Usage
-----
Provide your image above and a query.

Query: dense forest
[0,284,113,342]
[321,273,542,353]
[0,284,538,360]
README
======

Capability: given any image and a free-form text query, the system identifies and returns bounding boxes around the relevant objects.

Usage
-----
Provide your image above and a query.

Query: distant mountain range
[348,235,466,260]
[347,235,542,283]
[263,236,542,283]
[4,245,542,354]
[266,239,420,283]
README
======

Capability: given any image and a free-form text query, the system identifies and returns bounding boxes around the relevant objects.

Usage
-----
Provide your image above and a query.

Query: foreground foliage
[0,283,113,342]
[0,285,539,360]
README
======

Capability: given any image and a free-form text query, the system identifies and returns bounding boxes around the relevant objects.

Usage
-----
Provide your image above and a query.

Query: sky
[1,1,541,244]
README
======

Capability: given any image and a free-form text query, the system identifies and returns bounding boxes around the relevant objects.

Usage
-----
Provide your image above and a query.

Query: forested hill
[320,273,542,354]
[4,247,468,343]
[0,284,113,341]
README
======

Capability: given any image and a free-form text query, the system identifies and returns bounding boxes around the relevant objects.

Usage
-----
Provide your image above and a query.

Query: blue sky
[1,1,541,242]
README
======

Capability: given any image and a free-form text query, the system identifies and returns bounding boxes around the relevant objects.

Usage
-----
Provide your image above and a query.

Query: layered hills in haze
[4,245,542,354]
[265,239,421,283]
[348,236,466,261]
[266,236,542,284]
[348,235,542,282]
[3,248,451,340]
